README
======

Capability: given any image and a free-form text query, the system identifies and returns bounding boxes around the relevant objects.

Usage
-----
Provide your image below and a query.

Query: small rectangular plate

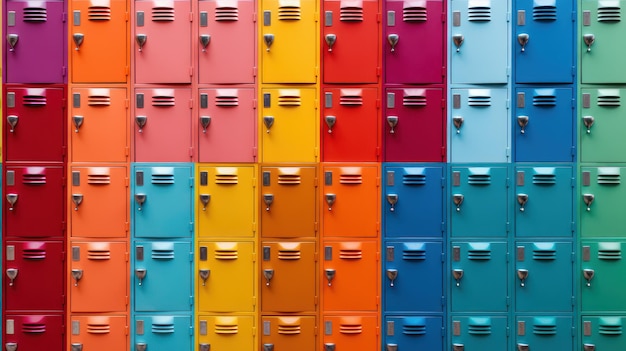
[325,11,333,26]
[200,12,208,27]
[136,246,144,261]
[200,94,208,109]
[263,246,270,261]
[325,171,332,185]
[517,93,525,108]
[386,246,394,261]
[72,246,80,261]
[74,10,81,26]
[6,246,15,261]
[387,171,395,186]
[72,171,81,186]
[73,93,81,108]
[136,93,144,108]
[583,246,590,261]
[518,321,525,335]
[325,246,332,261]
[137,11,144,26]
[200,246,208,261]
[387,93,395,108]
[264,11,271,26]
[582,171,591,186]
[517,246,524,261]
[517,171,525,186]
[387,321,394,336]
[387,11,395,26]
[453,11,461,26]
[200,171,208,186]
[72,320,80,335]
[6,171,15,186]
[517,10,525,25]
[453,246,460,261]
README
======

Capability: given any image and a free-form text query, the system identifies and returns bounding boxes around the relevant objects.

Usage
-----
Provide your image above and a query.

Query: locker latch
[325,269,336,286]
[517,115,528,134]
[387,116,398,134]
[388,34,399,52]
[583,194,594,211]
[5,343,17,351]
[386,269,398,287]
[263,269,274,286]
[263,194,274,211]
[325,34,337,52]
[452,269,464,287]
[136,34,147,52]
[324,344,336,351]
[71,343,83,351]
[584,344,596,351]
[452,194,464,212]
[518,343,529,351]
[200,34,210,52]
[7,34,18,52]
[135,268,147,286]
[71,269,83,287]
[72,194,84,211]
[135,194,147,211]
[136,343,147,351]
[136,116,147,133]
[452,34,464,52]
[263,116,274,133]
[199,344,210,351]
[199,269,210,286]
[6,268,18,286]
[6,194,18,211]
[73,115,84,133]
[263,344,274,351]
[73,33,84,51]
[517,33,529,52]
[452,344,464,351]
[517,194,528,212]
[325,115,336,133]
[200,116,211,133]
[583,34,595,52]
[7,115,18,133]
[583,269,594,287]
[199,194,210,211]
[452,116,463,134]
[325,194,336,211]
[583,116,594,134]
[517,269,528,287]
[263,34,274,52]
[386,344,398,351]
[387,194,398,212]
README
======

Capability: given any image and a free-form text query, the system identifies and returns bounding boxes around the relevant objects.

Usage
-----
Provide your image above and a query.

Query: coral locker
[450,0,508,84]
[515,317,574,351]
[198,0,255,84]
[132,315,192,351]
[385,0,445,84]
[322,0,380,83]
[197,315,254,350]
[70,0,128,83]
[134,89,192,162]
[450,316,508,351]
[70,88,129,163]
[322,315,378,351]
[260,0,317,84]
[261,316,316,351]
[197,165,256,239]
[384,88,445,162]
[581,0,626,84]
[322,88,380,161]
[5,0,66,83]
[580,89,626,163]
[581,241,626,312]
[69,315,128,351]
[197,88,256,163]
[134,0,191,83]
[3,314,64,351]
[3,241,64,311]
[4,87,65,163]
[580,167,626,237]
[384,316,444,351]
[582,317,626,350]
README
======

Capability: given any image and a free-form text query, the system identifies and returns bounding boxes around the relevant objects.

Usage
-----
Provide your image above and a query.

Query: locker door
[197,316,254,351]
[3,315,64,350]
[4,241,64,311]
[582,317,626,351]
[4,166,65,238]
[515,242,573,312]
[322,88,380,161]
[133,315,192,351]
[514,0,574,83]
[70,166,129,238]
[323,315,378,351]
[70,242,127,312]
[450,166,509,238]
[71,0,128,83]
[198,0,255,84]
[384,316,443,351]
[514,166,574,237]
[451,242,508,312]
[581,241,626,312]
[384,242,443,313]
[322,165,380,238]
[134,0,192,83]
[197,241,255,312]
[450,0,508,84]
[450,89,509,163]
[383,165,444,238]
[134,89,193,162]
[323,0,380,83]
[260,166,317,238]
[133,241,192,311]
[451,316,508,351]
[385,0,445,84]
[197,166,256,239]
[580,167,626,237]
[260,89,318,163]
[69,315,127,351]
[260,0,317,83]
[580,89,626,163]
[261,242,316,312]
[514,88,574,162]
[5,88,65,162]
[5,0,65,83]
[132,165,193,238]
[384,88,445,162]
[261,316,316,351]
[515,316,573,351]
[197,88,256,163]
[70,88,129,163]
[581,0,626,83]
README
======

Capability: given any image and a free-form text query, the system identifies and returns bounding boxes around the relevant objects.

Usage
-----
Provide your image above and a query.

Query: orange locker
[322,315,378,351]
[69,315,128,351]
[261,315,316,351]
[260,241,317,313]
[197,315,255,351]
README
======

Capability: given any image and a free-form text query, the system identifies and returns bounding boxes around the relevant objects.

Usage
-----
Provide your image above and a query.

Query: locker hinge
[126,295,129,306]
[189,325,194,335]
[252,176,257,188]
[126,99,129,108]
[441,177,445,187]
[125,222,130,232]
[506,326,510,336]
[125,147,130,157]
[125,326,129,336]
[315,147,319,157]
[441,98,446,108]
[252,12,257,22]
[376,250,380,261]
[572,11,576,21]
[376,67,381,76]
[189,177,194,186]
[571,66,575,77]
[189,66,193,76]
[252,252,256,262]
[571,221,576,232]
[376,147,380,157]
[125,11,129,21]
[125,251,129,261]
[189,296,193,306]
[252,296,256,307]
[252,147,257,158]
[189,12,193,21]
[189,252,194,261]
[252,98,257,109]
[314,177,319,187]
[377,12,382,22]
[506,11,510,22]
[376,99,381,108]
[505,177,510,188]
[571,251,575,262]
[62,66,67,76]
[441,146,446,159]
[441,252,445,262]
[506,251,510,262]
[506,147,510,158]
[506,221,510,232]
[315,295,319,305]
[441,67,446,78]
[441,327,445,336]
[63,11,67,22]
[315,98,319,109]
[189,98,193,108]
[571,98,575,108]
[253,67,257,78]
[189,147,194,157]
[571,177,575,187]
[441,221,445,232]
[314,11,319,22]
[376,326,380,336]
[315,221,319,232]
[441,296,445,306]
[125,66,129,76]
[125,177,129,187]
[441,12,446,22]
[506,99,510,109]
[189,222,194,232]
[506,296,510,306]
[252,327,256,337]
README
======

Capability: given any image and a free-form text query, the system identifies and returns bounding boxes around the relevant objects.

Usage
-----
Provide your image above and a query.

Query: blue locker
[133,241,193,312]
[514,0,574,83]
[580,167,626,238]
[450,166,509,238]
[132,315,192,351]
[582,316,626,350]
[451,316,508,351]
[450,0,509,84]
[581,241,626,312]
[514,166,574,237]
[515,316,574,351]
[384,241,444,313]
[132,164,194,238]
[383,164,445,238]
[450,89,510,163]
[384,316,443,351]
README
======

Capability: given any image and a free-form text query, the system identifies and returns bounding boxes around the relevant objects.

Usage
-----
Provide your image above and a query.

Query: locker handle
[263,269,274,286]
[199,194,210,211]
[136,34,147,52]
[263,34,274,52]
[583,34,595,52]
[452,269,464,287]
[452,194,464,212]
[517,194,528,212]
[325,115,336,133]
[73,115,84,133]
[388,34,399,52]
[583,194,594,212]
[135,194,147,211]
[263,116,274,133]
[452,116,463,134]
[135,268,147,286]
[199,344,210,351]
[324,343,336,351]
[7,115,18,133]
[325,269,336,286]
[71,269,83,287]
[200,116,211,133]
[517,343,529,351]
[387,116,398,134]
[72,194,84,211]
[73,33,84,51]
[6,268,18,286]
[517,33,529,52]
[136,342,147,351]
[325,34,337,52]
[6,193,18,211]
[584,344,596,351]
[325,194,336,211]
[200,34,210,52]
[583,269,594,287]
[386,345,398,351]
[583,116,594,134]
[71,343,83,351]
[517,269,528,287]
[263,194,274,211]
[452,34,464,52]
[5,343,17,351]
[517,116,528,134]
[7,34,18,52]
[136,116,147,133]
[263,344,274,351]
[387,194,398,212]
[452,343,464,351]
[199,269,210,286]
[386,269,398,287]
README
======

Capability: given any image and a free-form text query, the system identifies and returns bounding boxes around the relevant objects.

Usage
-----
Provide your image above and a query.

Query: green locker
[581,241,626,312]
[580,167,626,238]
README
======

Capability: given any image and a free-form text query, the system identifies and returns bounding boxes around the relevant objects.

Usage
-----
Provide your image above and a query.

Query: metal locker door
[451,316,508,351]
[580,167,626,237]
[261,316,316,351]
[580,89,626,163]
[69,315,128,351]
[384,316,444,351]
[323,315,378,351]
[582,317,626,351]
[581,241,626,312]
[133,315,192,351]
[197,315,254,350]
[515,316,573,351]
[3,314,64,351]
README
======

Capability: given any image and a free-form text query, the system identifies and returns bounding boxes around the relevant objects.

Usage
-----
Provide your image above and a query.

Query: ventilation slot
[532,249,556,260]
[598,174,620,184]
[152,324,175,333]
[278,325,301,334]
[598,6,621,22]
[278,5,300,20]
[468,6,491,21]
[88,95,111,106]
[215,174,238,185]
[23,174,46,184]
[599,249,622,260]
[468,324,491,334]
[278,174,301,185]
[152,7,175,21]
[23,95,47,106]
[23,7,47,22]
[152,249,175,259]
[22,323,46,333]
[599,324,622,335]
[533,325,557,335]
[215,96,238,107]
[215,249,238,260]
[87,250,111,260]
[403,95,427,107]
[215,6,238,21]
[532,174,556,185]
[598,95,620,106]
[340,249,362,259]
[340,95,363,106]
[403,174,426,185]
[468,174,491,185]
[468,249,491,260]
[533,95,556,106]
[403,324,426,335]
[533,5,557,21]
[402,249,426,260]
[87,324,111,334]
[340,174,363,184]
[340,6,363,21]
[468,96,491,106]
[278,95,301,106]
[215,324,238,334]
[151,174,175,184]
[88,6,111,20]
[278,249,301,260]
[340,324,362,333]
[22,249,46,260]
[88,174,111,184]
[152,96,175,106]
[403,6,427,22]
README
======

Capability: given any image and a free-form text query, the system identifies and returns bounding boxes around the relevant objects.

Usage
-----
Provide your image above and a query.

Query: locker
[322,0,380,83]
[70,166,129,238]
[322,315,378,351]
[581,316,626,351]
[385,0,445,84]
[383,316,444,351]
[5,0,66,83]
[450,0,508,84]
[450,242,508,312]
[3,314,64,351]
[514,0,574,83]
[134,88,193,162]
[132,315,192,351]
[581,0,626,83]
[515,316,573,351]
[260,88,318,163]
[197,165,256,239]
[198,0,255,84]
[514,166,574,237]
[197,88,256,163]
[383,165,444,238]
[4,165,65,238]
[4,87,65,162]
[384,88,445,162]
[260,0,317,83]
[197,241,255,312]
[322,88,380,161]
[450,316,508,351]
[70,0,128,83]
[3,241,64,311]
[580,89,626,163]
[197,315,254,351]
[133,241,192,311]
[581,241,626,312]
[580,167,626,237]
[383,242,443,313]
[134,0,192,83]
[450,166,509,237]
[69,241,127,313]
[69,315,128,351]
[261,241,316,312]
[70,88,129,163]
[261,316,316,351]
[321,164,380,238]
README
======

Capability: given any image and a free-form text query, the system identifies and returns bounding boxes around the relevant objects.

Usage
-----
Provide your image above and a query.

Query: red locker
[322,315,378,351]
[3,315,64,351]
[69,315,128,351]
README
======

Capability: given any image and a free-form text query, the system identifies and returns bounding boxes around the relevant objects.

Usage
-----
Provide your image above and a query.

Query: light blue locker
[132,315,192,351]
[451,316,508,351]
[515,316,574,351]
[384,316,444,351]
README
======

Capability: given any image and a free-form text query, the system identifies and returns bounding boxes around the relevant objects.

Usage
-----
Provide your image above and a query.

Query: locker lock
[71,269,83,287]
[386,269,398,287]
[135,194,147,211]
[200,116,211,133]
[387,34,399,52]
[583,194,594,212]
[263,116,274,133]
[584,344,596,351]
[517,343,529,351]
[135,268,147,286]
[199,194,211,211]
[452,194,464,212]
[583,34,595,52]
[7,34,18,52]
[200,34,211,52]
[71,343,83,351]
[136,343,147,351]
[517,116,529,134]
[199,269,210,286]
[72,194,84,211]
[583,269,595,287]
[136,34,147,52]
[325,269,336,286]
[452,269,464,287]
[5,343,18,351]
[386,344,398,351]
[324,343,336,351]
[263,194,274,211]
[73,33,84,50]
[199,344,210,351]
[387,116,398,134]
[325,34,337,52]
[325,194,336,211]
[136,116,147,133]
[263,344,274,351]
[452,343,464,351]
[452,116,463,134]
[452,34,464,52]
[517,194,528,212]
[7,115,18,133]
[73,115,84,133]
[263,34,274,52]
[6,194,18,211]
[325,116,336,133]
[387,194,398,212]
[263,269,274,286]
[517,269,528,287]
[517,33,529,52]
[583,116,594,134]
[6,268,18,286]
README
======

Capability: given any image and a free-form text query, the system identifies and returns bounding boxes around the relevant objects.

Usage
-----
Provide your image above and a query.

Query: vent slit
[403,6,427,22]
[88,6,111,20]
